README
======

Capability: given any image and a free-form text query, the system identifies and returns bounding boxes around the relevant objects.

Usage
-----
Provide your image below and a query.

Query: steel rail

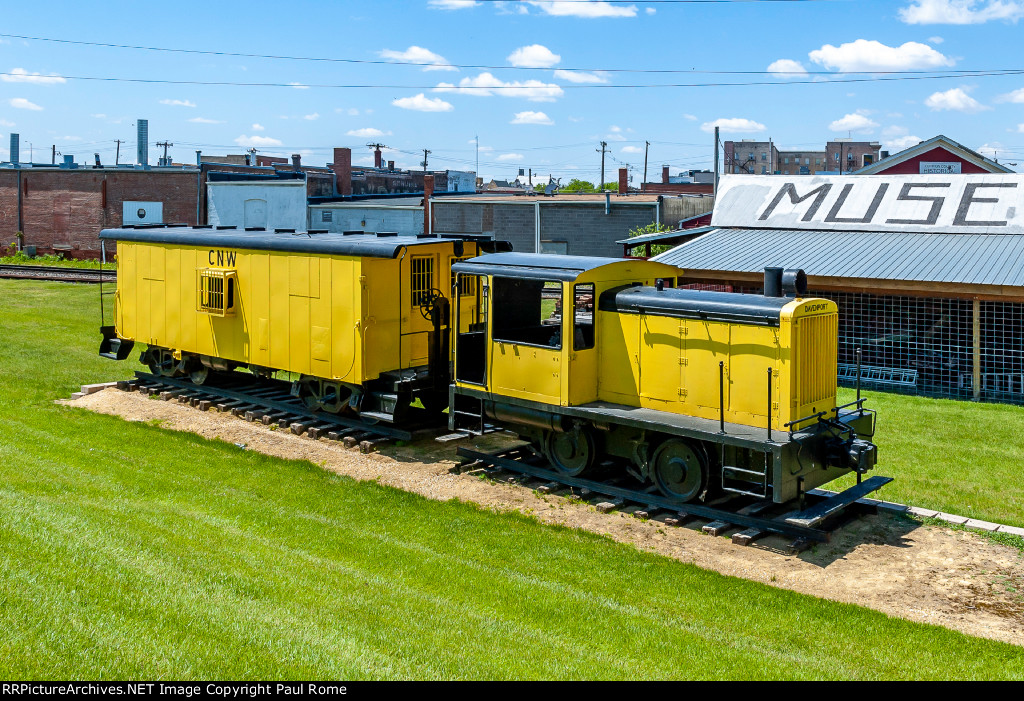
[0,264,116,283]
[457,446,834,542]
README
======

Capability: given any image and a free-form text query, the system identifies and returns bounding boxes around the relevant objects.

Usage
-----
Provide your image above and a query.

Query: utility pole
[642,140,650,193]
[713,126,720,198]
[115,139,123,165]
[51,145,55,165]
[421,148,431,172]
[156,141,173,165]
[597,140,607,190]
[475,135,479,178]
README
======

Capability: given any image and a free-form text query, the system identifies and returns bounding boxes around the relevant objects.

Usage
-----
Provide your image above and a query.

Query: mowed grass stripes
[0,280,1021,679]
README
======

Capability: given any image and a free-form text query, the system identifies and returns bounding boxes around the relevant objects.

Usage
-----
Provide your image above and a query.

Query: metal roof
[453,252,630,282]
[99,226,486,259]
[651,227,1024,287]
[617,225,714,246]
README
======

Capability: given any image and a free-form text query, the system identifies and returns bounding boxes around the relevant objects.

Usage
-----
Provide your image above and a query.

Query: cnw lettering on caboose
[208,249,238,267]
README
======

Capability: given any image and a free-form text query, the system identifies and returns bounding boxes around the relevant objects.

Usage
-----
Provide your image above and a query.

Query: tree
[627,221,676,256]
[560,178,597,193]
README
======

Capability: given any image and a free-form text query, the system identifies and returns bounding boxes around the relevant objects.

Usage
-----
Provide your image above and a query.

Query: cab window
[492,277,562,349]
[573,283,594,350]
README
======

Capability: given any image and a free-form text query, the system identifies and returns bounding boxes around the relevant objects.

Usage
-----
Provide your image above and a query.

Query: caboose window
[411,255,434,306]
[197,269,236,316]
[449,257,476,297]
[492,277,562,349]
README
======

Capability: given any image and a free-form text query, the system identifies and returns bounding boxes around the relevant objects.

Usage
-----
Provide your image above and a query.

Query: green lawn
[0,253,112,269]
[0,280,1022,679]
[834,387,1024,528]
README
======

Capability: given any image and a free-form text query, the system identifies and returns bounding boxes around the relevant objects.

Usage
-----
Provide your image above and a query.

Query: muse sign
[712,174,1024,234]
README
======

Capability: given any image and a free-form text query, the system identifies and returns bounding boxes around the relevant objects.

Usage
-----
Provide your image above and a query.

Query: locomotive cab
[451,253,879,505]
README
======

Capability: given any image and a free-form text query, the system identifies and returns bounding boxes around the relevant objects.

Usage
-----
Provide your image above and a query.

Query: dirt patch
[66,388,1024,647]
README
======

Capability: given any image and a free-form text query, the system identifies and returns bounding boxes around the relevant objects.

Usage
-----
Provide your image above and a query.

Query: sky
[0,0,1023,182]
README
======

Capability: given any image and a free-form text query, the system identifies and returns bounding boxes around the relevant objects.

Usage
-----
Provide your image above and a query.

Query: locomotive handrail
[784,410,826,431]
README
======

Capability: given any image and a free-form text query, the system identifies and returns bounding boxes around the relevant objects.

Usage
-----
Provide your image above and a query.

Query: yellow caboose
[99,226,505,421]
[450,253,877,503]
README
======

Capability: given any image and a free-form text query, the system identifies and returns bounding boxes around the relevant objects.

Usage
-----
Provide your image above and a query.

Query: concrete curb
[808,488,1024,537]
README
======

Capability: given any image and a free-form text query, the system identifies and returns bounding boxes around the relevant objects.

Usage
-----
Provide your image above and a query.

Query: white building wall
[206,181,307,229]
[309,205,423,235]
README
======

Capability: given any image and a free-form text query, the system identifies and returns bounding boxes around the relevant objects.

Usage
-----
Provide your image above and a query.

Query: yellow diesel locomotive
[450,253,877,503]
[98,225,506,422]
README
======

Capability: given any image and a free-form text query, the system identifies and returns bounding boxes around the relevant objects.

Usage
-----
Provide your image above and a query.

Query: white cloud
[288,82,309,89]
[252,123,265,131]
[645,6,656,14]
[996,86,1024,103]
[553,69,609,84]
[700,117,765,134]
[234,134,282,147]
[977,142,1004,158]
[887,134,925,151]
[91,113,106,119]
[511,110,554,125]
[929,35,945,42]
[428,0,479,8]
[924,86,989,112]
[188,117,223,124]
[621,145,643,154]
[392,93,454,112]
[380,46,456,71]
[304,112,320,120]
[828,113,880,132]
[0,119,13,127]
[1017,124,1024,133]
[0,68,65,85]
[9,98,42,111]
[883,125,909,137]
[497,153,524,162]
[435,72,563,101]
[809,39,954,71]
[346,127,392,137]
[682,113,697,121]
[767,59,808,78]
[160,99,196,107]
[507,44,561,68]
[899,0,1024,24]
[526,1,637,18]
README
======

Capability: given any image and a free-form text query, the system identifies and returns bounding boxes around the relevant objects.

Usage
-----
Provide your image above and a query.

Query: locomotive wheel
[651,439,707,502]
[543,427,595,477]
[299,377,353,414]
[189,366,210,385]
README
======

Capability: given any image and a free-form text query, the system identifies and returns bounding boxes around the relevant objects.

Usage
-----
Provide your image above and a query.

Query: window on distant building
[834,153,840,162]
[761,166,767,174]
[748,152,754,161]
[783,157,789,164]
[815,158,821,165]
[804,158,809,165]
[761,152,767,161]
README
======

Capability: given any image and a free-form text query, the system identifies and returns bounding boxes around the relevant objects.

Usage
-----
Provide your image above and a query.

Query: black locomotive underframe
[451,385,880,505]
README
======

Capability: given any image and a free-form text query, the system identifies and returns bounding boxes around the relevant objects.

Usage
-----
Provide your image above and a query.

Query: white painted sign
[123,201,163,225]
[712,174,1024,234]
[920,162,961,175]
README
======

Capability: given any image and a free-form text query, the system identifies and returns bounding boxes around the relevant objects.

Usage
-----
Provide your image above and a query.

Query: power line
[0,32,1011,78]
[5,69,1021,91]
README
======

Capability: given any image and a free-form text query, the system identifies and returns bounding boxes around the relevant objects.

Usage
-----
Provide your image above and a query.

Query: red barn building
[854,134,1013,176]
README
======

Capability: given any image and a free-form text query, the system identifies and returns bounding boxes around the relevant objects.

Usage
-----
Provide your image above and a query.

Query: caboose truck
[97,225,506,423]
[450,253,881,505]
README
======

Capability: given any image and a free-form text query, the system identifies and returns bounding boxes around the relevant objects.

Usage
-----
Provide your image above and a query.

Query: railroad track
[0,264,116,283]
[124,371,444,450]
[457,445,890,551]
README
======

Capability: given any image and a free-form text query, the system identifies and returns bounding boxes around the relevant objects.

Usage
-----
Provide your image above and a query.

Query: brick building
[723,138,882,175]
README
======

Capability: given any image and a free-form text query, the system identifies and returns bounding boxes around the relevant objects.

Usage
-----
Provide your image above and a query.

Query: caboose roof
[99,226,497,259]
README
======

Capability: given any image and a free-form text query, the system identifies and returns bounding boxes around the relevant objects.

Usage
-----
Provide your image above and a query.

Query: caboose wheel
[189,366,210,385]
[651,439,707,502]
[544,427,595,477]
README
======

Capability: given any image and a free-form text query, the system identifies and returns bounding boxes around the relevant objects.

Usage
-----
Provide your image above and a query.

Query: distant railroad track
[0,264,116,283]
